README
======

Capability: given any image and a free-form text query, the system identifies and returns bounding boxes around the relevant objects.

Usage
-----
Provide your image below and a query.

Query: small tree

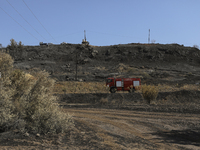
[8,39,18,50]
[18,41,23,49]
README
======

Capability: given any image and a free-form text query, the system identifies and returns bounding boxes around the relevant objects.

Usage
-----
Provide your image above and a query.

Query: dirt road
[0,106,199,150]
[66,108,200,150]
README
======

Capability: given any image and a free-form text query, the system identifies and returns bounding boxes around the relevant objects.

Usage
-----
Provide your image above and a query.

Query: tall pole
[75,53,77,81]
[148,29,150,43]
[84,30,86,42]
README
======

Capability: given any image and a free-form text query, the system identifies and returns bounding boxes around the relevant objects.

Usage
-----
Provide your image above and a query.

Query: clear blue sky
[0,0,200,47]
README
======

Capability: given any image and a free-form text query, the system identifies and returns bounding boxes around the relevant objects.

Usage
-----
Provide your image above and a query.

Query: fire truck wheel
[129,88,135,93]
[110,88,116,93]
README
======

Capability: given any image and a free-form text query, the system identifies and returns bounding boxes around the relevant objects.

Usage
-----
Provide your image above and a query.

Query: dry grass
[115,63,151,79]
[141,72,151,79]
[117,63,138,74]
[157,84,200,92]
[135,85,141,91]
[142,84,159,104]
[95,66,107,71]
[54,80,200,94]
[54,81,109,94]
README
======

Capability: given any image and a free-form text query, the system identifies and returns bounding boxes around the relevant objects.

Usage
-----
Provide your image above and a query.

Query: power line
[6,0,48,42]
[0,6,40,42]
[52,31,82,39]
[22,0,57,43]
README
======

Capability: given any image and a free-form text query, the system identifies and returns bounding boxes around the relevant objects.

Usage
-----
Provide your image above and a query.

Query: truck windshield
[106,79,112,83]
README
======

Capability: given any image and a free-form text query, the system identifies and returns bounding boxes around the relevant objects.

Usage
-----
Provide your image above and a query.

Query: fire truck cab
[106,77,141,93]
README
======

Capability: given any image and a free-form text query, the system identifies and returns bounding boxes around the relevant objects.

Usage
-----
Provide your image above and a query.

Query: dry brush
[0,52,73,134]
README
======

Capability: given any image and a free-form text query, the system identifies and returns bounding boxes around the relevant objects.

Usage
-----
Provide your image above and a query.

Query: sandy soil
[67,108,200,150]
[1,106,199,150]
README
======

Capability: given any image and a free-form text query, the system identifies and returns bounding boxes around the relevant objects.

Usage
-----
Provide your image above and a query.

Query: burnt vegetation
[0,40,200,149]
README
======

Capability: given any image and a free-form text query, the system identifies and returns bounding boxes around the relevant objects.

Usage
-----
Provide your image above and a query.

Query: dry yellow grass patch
[54,81,109,94]
[117,63,138,74]
[95,66,107,71]
[180,84,200,91]
[157,84,200,92]
[54,80,200,94]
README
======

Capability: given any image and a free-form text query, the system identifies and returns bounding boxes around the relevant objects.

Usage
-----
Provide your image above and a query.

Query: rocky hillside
[2,43,200,85]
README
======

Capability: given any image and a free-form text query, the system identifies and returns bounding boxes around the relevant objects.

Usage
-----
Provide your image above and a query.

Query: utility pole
[148,29,150,43]
[75,53,77,81]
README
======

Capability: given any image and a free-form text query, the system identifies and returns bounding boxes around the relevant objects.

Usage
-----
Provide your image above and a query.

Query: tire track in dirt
[66,108,199,149]
[67,108,200,121]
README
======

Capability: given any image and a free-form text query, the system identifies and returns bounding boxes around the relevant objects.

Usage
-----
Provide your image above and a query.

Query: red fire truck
[106,77,141,93]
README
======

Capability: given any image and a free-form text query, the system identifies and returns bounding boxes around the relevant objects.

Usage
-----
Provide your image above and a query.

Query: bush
[0,52,73,134]
[7,39,23,50]
[18,41,23,49]
[142,84,158,104]
[22,71,73,134]
[8,39,18,50]
[0,52,13,79]
[0,53,15,131]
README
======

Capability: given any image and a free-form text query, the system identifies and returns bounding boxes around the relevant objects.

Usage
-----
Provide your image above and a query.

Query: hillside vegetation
[0,41,200,149]
[2,42,199,85]
[0,52,73,135]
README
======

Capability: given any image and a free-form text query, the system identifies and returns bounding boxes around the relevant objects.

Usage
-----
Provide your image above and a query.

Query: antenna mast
[82,30,89,45]
[148,29,150,43]
[84,30,86,42]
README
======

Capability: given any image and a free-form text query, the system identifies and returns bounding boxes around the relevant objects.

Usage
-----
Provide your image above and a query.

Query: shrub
[18,41,23,49]
[0,52,73,134]
[135,85,141,91]
[142,84,158,104]
[18,71,73,134]
[0,52,13,79]
[0,53,15,131]
[8,39,18,50]
[7,39,23,50]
